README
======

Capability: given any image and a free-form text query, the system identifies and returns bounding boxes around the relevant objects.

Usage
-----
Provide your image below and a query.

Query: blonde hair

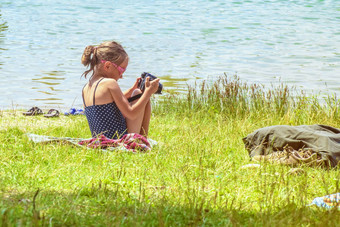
[81,41,128,79]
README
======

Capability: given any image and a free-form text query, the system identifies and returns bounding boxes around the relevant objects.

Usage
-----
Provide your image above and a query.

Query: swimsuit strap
[93,78,105,105]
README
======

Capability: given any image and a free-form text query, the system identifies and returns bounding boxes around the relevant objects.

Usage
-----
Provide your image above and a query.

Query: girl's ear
[103,61,111,70]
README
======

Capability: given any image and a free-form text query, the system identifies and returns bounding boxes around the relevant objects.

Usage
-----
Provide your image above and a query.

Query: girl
[81,41,160,139]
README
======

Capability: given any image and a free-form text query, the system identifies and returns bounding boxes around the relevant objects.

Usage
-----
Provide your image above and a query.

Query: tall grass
[157,74,340,126]
[1,75,339,226]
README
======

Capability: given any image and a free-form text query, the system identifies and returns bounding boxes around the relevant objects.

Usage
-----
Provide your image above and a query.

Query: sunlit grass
[1,75,339,226]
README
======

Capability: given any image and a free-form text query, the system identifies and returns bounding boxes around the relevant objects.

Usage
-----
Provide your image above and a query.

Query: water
[0,0,339,108]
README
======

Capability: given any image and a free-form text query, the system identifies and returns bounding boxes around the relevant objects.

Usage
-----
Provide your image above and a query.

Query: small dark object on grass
[44,109,60,118]
[22,107,43,116]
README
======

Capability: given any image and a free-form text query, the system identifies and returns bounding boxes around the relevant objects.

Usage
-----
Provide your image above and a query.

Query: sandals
[22,107,43,116]
[44,109,60,118]
[23,107,84,117]
[22,107,60,118]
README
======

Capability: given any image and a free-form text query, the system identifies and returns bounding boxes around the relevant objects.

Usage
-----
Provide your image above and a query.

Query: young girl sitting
[81,41,160,139]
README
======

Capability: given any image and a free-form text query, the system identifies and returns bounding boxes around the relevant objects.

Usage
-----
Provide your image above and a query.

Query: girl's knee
[131,89,142,96]
[130,89,143,105]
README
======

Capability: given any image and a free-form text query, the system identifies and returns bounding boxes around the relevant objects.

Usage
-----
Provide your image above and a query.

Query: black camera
[138,72,163,94]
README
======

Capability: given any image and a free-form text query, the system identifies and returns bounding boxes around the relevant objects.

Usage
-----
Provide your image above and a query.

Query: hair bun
[81,45,95,66]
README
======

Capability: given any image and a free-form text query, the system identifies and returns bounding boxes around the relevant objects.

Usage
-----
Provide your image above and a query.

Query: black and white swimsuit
[82,78,127,139]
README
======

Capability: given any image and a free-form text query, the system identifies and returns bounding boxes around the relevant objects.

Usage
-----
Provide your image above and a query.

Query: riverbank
[0,75,339,226]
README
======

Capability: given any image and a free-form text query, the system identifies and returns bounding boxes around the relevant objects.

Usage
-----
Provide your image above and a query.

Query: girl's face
[102,57,129,80]
[116,57,129,80]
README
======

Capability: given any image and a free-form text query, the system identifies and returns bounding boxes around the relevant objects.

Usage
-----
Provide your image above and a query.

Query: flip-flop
[64,108,84,115]
[22,107,43,116]
[74,109,84,115]
[44,109,60,118]
[64,108,76,115]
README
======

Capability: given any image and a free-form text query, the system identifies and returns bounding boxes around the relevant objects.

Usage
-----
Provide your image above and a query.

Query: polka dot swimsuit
[82,78,127,139]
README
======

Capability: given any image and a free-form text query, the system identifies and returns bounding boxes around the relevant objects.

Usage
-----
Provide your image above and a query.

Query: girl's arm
[108,77,159,120]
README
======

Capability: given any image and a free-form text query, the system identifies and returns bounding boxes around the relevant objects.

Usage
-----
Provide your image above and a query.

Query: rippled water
[0,0,339,108]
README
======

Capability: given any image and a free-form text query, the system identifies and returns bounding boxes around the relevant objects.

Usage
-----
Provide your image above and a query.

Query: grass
[0,75,339,226]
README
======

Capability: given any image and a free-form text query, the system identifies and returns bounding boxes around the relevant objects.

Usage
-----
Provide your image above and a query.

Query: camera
[138,72,163,94]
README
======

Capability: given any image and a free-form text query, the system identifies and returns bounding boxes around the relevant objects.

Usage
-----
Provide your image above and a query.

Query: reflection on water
[31,71,66,104]
[160,75,192,93]
[0,13,8,70]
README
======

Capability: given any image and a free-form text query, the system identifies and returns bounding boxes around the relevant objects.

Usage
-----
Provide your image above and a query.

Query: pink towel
[78,133,151,152]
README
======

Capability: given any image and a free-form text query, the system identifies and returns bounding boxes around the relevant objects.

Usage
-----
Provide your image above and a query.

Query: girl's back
[82,78,127,139]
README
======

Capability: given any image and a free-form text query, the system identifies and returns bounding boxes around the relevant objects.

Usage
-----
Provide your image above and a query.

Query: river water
[0,0,339,108]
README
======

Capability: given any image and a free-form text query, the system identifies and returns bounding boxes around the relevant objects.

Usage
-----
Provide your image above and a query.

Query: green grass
[1,75,339,226]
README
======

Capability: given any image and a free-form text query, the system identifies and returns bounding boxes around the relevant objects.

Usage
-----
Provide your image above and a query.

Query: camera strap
[127,93,142,103]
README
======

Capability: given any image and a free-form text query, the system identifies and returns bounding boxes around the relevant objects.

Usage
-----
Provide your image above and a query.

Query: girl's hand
[145,77,160,94]
[131,77,141,90]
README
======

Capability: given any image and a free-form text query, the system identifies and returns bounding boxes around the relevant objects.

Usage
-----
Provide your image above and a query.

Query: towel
[310,193,340,209]
[26,133,157,152]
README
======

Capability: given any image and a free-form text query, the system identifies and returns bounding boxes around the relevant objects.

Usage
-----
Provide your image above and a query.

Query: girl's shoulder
[100,77,117,83]
[99,78,118,86]
[100,78,121,91]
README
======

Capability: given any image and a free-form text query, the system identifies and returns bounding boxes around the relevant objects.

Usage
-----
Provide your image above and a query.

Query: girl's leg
[126,89,151,137]
[140,100,151,136]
